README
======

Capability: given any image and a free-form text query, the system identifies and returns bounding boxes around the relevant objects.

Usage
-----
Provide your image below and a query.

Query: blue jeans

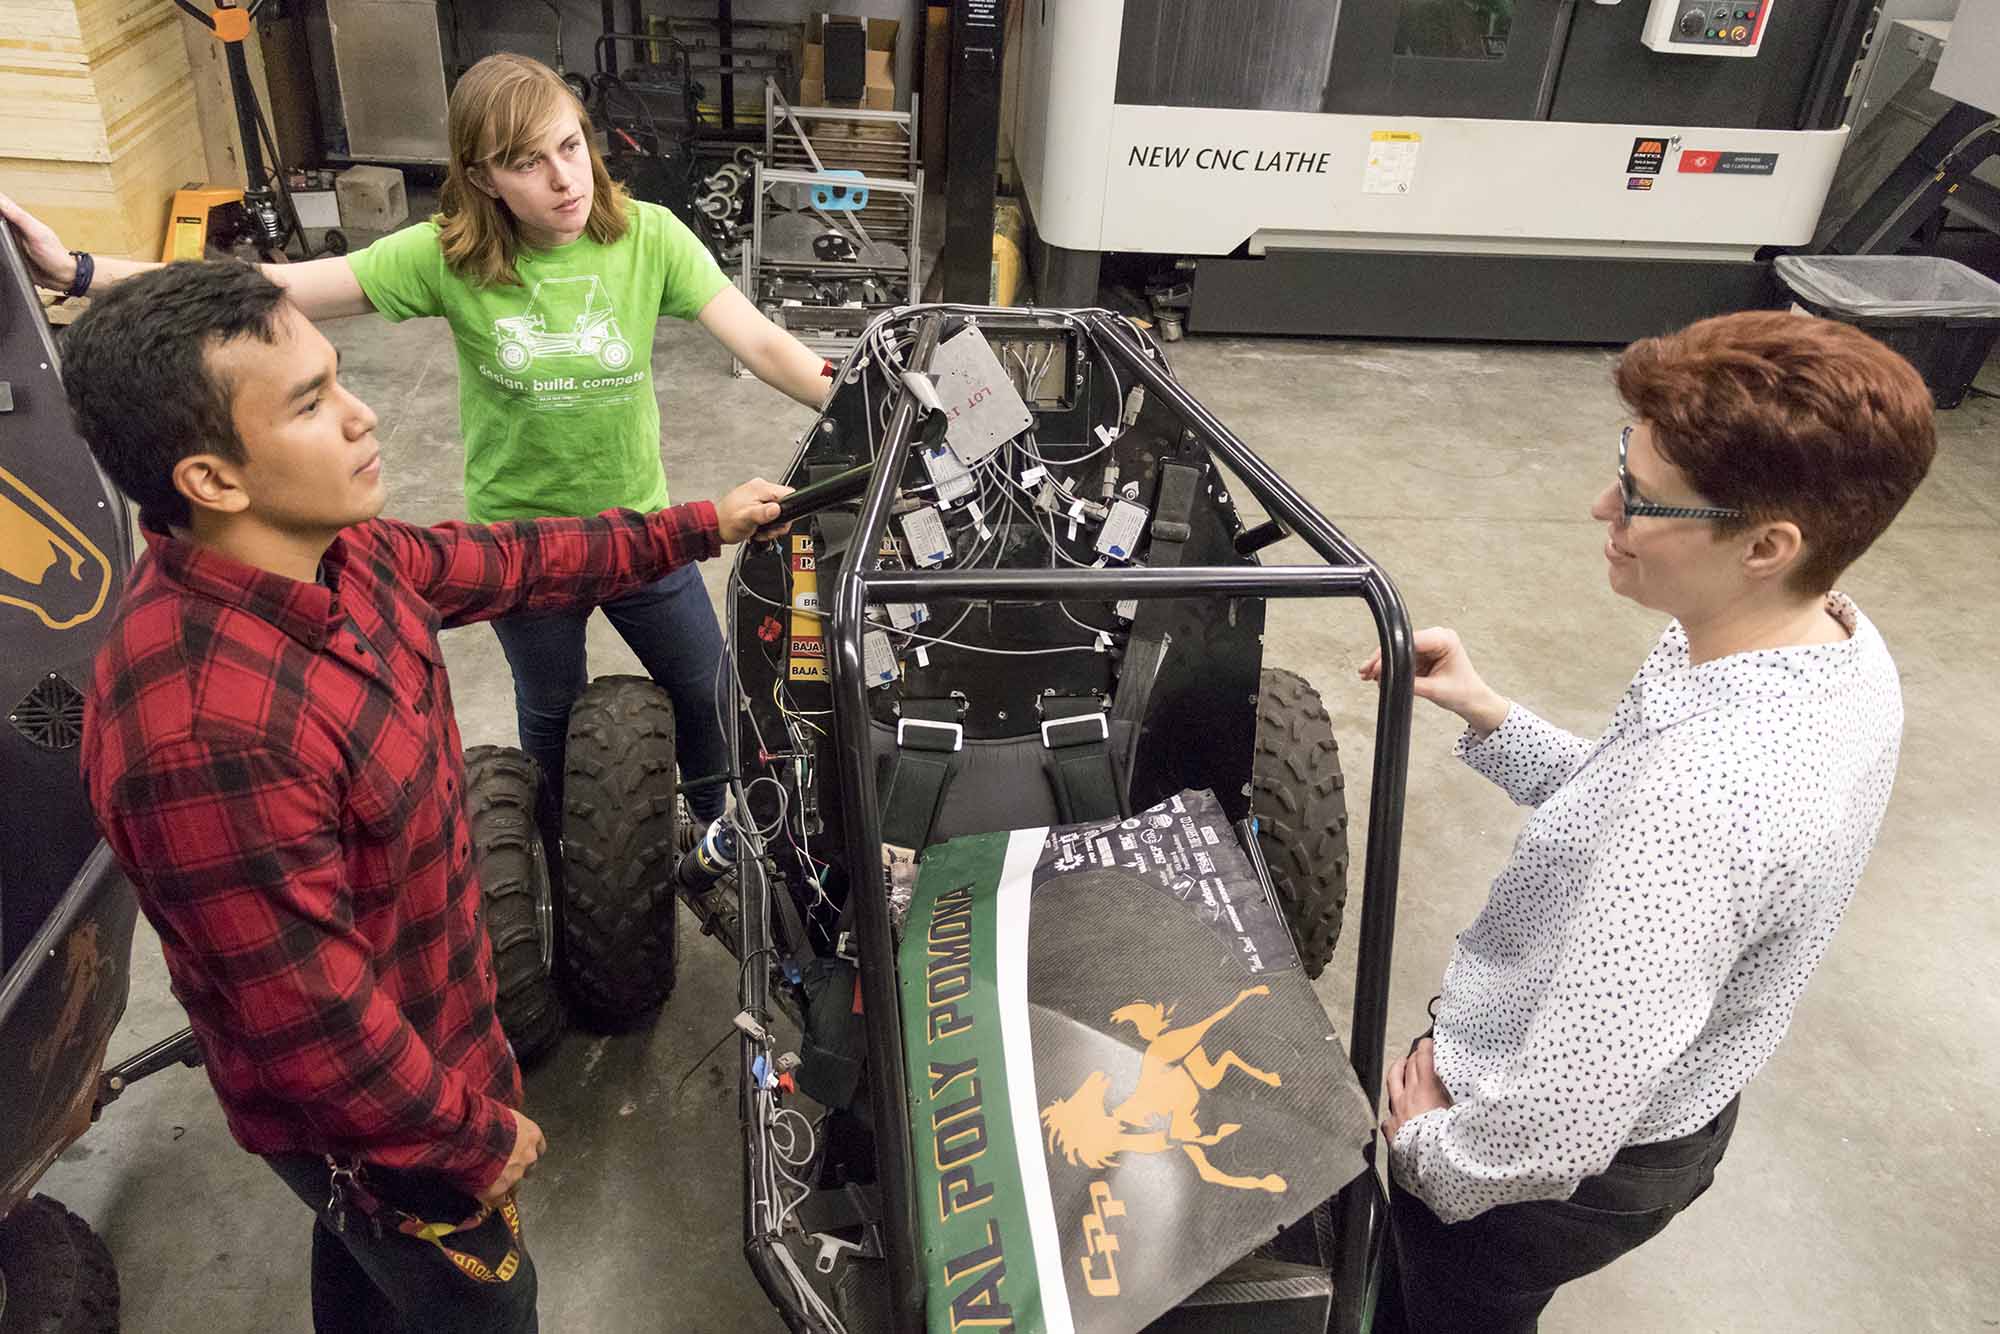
[490,563,728,824]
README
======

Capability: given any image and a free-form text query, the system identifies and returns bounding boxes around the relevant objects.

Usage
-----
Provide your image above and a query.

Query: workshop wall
[716,0,918,111]
[436,0,918,111]
[1848,0,1961,107]
[437,0,607,75]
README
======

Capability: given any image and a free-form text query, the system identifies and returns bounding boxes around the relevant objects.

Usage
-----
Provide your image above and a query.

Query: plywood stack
[178,11,274,194]
[0,1,210,258]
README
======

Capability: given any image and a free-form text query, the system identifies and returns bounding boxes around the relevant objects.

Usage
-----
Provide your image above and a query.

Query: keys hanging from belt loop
[323,1155,387,1238]
[325,1156,356,1233]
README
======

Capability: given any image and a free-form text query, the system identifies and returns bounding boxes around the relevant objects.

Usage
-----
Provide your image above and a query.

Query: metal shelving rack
[735,79,924,368]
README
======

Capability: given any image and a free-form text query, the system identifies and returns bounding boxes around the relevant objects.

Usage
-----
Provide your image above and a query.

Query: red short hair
[1614,311,1936,595]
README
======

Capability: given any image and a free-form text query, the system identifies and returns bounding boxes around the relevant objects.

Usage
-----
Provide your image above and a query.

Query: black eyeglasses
[1618,426,1742,522]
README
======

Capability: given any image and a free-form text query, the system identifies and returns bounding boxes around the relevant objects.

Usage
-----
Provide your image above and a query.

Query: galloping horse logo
[0,464,113,632]
[1041,986,1286,1194]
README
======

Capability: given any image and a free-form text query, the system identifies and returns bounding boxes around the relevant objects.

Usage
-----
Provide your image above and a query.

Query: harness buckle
[1041,712,1109,749]
[896,716,963,752]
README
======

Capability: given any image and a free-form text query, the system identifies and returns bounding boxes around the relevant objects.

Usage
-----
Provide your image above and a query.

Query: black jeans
[1376,1096,1739,1334]
[266,1154,539,1334]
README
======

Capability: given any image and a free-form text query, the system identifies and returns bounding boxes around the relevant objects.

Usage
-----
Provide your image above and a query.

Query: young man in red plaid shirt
[66,260,788,1333]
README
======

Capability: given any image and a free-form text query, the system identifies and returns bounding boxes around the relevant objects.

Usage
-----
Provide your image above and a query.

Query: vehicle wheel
[597,337,633,370]
[465,746,566,1067]
[318,229,349,257]
[676,794,702,856]
[0,1195,118,1334]
[1251,667,1350,979]
[497,339,532,372]
[561,676,680,1028]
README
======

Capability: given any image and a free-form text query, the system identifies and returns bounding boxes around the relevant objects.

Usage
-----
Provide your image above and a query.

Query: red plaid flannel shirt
[82,503,720,1195]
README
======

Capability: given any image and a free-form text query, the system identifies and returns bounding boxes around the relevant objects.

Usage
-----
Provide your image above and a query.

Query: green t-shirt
[347,200,730,523]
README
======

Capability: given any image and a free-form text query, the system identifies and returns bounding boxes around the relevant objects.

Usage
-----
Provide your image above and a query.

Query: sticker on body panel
[899,790,1374,1333]
[0,465,114,632]
[788,534,826,682]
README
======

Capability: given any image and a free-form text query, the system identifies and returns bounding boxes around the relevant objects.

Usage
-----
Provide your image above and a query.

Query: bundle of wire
[729,303,1172,957]
[849,308,1143,658]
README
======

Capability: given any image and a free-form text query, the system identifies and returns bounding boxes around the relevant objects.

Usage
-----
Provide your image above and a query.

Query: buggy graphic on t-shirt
[345,200,733,521]
[492,275,633,372]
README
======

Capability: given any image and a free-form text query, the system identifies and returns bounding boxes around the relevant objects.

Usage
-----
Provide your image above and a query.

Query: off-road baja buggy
[0,209,211,1334]
[720,305,1414,1334]
[530,304,1417,1334]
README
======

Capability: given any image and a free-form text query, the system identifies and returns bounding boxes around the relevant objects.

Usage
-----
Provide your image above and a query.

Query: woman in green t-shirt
[6,54,830,830]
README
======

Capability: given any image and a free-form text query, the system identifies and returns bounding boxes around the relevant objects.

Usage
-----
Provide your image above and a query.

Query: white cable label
[862,629,897,688]
[1096,499,1148,561]
[900,507,951,567]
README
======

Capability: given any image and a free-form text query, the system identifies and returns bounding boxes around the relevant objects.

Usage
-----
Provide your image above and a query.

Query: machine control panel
[1643,0,1771,57]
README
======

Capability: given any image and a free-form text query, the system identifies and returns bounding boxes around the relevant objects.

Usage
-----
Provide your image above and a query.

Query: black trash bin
[1774,254,2000,409]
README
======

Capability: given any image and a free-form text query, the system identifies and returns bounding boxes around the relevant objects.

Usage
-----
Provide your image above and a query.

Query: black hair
[61,260,290,530]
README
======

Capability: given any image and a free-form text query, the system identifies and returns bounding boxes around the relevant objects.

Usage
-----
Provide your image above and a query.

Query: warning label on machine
[1364,130,1421,196]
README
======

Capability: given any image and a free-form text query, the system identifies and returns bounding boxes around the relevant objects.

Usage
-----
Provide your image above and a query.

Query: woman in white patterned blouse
[1360,310,1937,1334]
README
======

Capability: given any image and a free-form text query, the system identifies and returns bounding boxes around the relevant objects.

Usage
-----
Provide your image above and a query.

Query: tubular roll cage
[739,308,1415,1334]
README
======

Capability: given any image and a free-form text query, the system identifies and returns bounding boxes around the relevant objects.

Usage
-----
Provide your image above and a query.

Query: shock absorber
[674,817,740,896]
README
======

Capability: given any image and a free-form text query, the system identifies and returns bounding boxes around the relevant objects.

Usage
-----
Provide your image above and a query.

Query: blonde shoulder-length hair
[437,54,630,287]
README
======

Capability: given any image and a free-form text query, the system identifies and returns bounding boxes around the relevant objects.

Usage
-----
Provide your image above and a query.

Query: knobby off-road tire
[561,676,681,1028]
[1251,667,1351,979]
[0,1195,118,1334]
[465,746,566,1067]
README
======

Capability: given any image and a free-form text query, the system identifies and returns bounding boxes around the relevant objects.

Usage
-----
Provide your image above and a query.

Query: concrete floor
[32,312,2000,1333]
